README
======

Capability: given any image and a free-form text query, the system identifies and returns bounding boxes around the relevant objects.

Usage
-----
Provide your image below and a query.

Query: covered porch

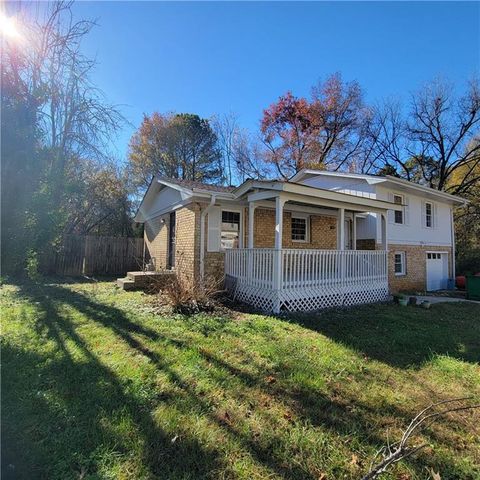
[224,181,398,313]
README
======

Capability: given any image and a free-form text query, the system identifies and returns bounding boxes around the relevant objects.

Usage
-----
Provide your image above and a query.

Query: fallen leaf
[429,469,441,480]
[350,453,360,467]
[265,375,277,384]
[217,410,233,426]
[283,411,293,421]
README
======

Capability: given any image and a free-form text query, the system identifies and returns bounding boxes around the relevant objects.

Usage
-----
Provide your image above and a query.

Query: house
[134,171,467,313]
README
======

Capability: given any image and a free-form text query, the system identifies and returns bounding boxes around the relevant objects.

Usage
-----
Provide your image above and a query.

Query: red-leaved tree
[261,74,369,178]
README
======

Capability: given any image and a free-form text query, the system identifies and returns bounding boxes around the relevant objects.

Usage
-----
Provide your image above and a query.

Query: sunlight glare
[0,12,22,40]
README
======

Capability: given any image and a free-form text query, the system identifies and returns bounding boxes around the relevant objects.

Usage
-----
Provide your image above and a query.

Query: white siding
[376,186,452,246]
[139,185,184,221]
[356,214,377,240]
[300,175,377,198]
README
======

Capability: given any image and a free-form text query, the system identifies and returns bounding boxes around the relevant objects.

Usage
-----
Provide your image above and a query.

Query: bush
[25,249,41,280]
[164,272,220,315]
[159,254,222,314]
[456,249,480,275]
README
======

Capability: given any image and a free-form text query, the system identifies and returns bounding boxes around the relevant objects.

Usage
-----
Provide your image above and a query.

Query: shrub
[25,249,41,281]
[456,249,480,275]
[160,254,222,315]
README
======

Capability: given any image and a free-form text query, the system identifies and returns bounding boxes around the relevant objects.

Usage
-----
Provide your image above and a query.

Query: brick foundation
[387,244,453,293]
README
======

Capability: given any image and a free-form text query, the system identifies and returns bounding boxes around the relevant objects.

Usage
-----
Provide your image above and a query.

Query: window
[427,253,442,260]
[221,211,240,249]
[394,252,406,276]
[291,215,309,242]
[393,194,404,224]
[425,202,433,228]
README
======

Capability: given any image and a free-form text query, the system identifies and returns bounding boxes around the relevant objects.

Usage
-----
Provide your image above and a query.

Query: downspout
[200,194,217,282]
[450,205,457,283]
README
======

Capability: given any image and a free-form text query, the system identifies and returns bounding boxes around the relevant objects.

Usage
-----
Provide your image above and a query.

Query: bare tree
[1,1,126,273]
[6,1,125,198]
[369,79,480,195]
[213,112,239,186]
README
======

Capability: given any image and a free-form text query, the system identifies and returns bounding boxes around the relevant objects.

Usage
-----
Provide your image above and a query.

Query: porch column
[337,208,345,250]
[381,213,388,250]
[352,213,357,250]
[275,195,285,250]
[273,195,286,313]
[248,202,256,249]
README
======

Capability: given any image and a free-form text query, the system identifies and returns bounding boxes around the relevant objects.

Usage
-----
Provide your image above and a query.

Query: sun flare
[0,12,22,40]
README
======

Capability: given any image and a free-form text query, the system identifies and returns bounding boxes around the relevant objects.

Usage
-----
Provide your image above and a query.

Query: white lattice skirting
[226,275,389,313]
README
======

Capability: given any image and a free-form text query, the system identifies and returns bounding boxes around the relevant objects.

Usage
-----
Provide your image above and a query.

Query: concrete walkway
[415,295,480,305]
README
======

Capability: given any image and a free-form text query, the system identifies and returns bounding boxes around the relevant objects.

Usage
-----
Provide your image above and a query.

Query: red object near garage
[456,276,466,289]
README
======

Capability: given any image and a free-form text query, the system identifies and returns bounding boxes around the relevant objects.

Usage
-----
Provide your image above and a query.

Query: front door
[168,211,176,269]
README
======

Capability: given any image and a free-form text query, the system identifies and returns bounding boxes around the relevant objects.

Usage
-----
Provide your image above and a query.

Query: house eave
[234,179,403,212]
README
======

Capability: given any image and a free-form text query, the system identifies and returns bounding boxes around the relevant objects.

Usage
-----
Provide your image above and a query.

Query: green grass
[1,280,479,480]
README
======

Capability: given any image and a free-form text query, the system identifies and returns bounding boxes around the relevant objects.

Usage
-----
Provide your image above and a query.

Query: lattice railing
[225,248,388,313]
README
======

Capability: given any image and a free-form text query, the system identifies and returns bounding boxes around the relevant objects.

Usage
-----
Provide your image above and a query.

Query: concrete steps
[116,277,136,291]
[116,270,176,291]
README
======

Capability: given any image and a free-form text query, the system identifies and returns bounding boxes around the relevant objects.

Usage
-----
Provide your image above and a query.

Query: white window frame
[220,208,243,251]
[424,201,434,228]
[394,251,406,276]
[393,194,404,225]
[291,214,310,243]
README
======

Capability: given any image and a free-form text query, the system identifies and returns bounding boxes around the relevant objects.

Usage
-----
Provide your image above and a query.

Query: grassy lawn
[2,280,479,480]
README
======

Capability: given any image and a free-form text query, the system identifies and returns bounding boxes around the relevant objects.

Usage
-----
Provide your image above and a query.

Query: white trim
[394,251,406,276]
[450,207,456,280]
[393,193,405,225]
[220,206,244,251]
[287,168,467,205]
[291,213,310,243]
[200,195,217,280]
[387,240,453,247]
[138,199,190,222]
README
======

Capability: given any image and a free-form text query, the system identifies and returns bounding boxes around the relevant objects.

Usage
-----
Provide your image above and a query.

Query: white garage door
[426,253,448,291]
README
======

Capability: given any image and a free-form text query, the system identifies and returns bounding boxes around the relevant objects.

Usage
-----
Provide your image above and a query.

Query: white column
[275,195,285,250]
[273,195,285,313]
[352,213,357,250]
[337,208,345,250]
[381,213,388,251]
[248,202,256,249]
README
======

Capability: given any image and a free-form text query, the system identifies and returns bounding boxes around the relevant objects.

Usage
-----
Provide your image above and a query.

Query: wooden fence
[43,235,145,276]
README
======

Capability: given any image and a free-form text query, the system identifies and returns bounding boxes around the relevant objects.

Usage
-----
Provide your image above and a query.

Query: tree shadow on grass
[2,284,223,480]
[284,302,480,368]
[5,283,478,480]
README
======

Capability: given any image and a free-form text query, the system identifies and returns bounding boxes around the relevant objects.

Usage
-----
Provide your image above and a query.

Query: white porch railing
[225,248,388,312]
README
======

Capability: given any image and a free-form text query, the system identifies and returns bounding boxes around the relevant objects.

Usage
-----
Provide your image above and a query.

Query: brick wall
[251,208,337,249]
[200,207,338,286]
[144,214,169,269]
[388,244,453,293]
[175,204,201,281]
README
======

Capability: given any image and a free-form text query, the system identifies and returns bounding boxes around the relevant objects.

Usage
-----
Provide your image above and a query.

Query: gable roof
[161,177,236,193]
[290,169,467,205]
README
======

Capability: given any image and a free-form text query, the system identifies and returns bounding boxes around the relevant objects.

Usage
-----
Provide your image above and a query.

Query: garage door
[426,253,447,291]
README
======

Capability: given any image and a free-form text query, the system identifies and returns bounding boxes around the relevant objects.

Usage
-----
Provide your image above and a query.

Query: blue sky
[72,1,480,162]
